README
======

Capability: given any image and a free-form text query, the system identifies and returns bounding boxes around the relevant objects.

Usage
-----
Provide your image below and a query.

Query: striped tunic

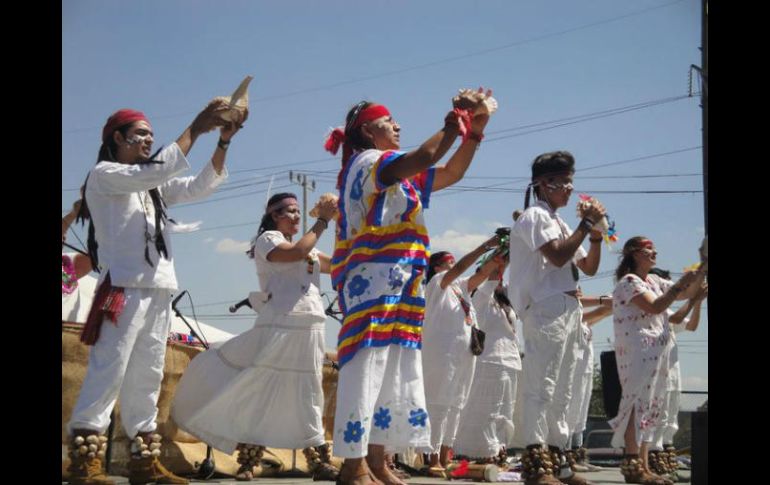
[332,149,435,367]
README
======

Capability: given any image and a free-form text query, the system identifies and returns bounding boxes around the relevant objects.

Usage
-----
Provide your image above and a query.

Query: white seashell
[151,434,162,443]
[215,76,253,123]
[140,444,148,451]
[134,437,144,446]
[453,88,498,116]
[149,442,161,451]
[141,450,151,458]
[87,452,95,459]
[88,444,98,452]
[98,435,108,443]
[73,436,85,445]
[97,451,106,459]
[309,192,339,218]
[86,435,99,444]
[151,449,161,457]
[479,95,498,115]
[79,446,88,455]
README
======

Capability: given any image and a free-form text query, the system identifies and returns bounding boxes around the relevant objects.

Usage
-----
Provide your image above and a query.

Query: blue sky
[62,0,707,391]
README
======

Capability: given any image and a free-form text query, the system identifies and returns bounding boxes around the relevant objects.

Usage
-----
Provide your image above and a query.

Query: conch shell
[309,192,339,218]
[213,75,253,122]
[453,88,498,115]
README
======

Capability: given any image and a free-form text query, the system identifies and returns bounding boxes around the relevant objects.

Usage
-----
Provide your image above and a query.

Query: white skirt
[453,362,518,458]
[171,306,327,453]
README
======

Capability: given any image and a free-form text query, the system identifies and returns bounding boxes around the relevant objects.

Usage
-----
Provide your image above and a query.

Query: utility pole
[289,171,317,232]
[701,0,708,235]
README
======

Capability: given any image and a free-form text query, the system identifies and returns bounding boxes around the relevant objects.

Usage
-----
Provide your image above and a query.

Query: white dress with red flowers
[171,230,327,452]
[609,273,672,448]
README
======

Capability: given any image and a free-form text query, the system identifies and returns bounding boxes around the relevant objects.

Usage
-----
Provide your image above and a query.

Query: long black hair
[615,236,649,282]
[247,192,298,259]
[336,101,376,188]
[77,122,168,271]
[427,251,452,283]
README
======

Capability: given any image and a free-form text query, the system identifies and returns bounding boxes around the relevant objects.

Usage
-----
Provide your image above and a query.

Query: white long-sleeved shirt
[85,143,227,289]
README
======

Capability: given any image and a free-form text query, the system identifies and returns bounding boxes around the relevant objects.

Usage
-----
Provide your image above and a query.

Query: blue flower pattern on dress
[408,408,428,427]
[348,275,370,299]
[350,169,364,201]
[373,407,391,430]
[343,421,364,443]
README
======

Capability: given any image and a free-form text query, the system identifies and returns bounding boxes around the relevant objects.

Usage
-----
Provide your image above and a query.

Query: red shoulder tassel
[324,127,346,155]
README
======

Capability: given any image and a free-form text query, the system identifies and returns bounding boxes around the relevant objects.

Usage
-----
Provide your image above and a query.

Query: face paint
[125,134,152,146]
[545,181,574,191]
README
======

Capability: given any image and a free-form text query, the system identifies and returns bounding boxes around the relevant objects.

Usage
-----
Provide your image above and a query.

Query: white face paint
[125,134,152,145]
[545,182,574,191]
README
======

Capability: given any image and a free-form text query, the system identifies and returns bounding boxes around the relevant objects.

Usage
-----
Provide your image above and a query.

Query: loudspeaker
[691,410,708,485]
[600,350,621,419]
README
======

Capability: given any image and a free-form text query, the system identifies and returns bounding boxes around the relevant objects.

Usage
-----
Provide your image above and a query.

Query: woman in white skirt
[422,236,499,471]
[171,192,339,481]
[609,237,706,485]
[453,258,522,465]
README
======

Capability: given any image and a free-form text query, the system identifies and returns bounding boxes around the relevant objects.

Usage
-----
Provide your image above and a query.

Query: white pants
[427,404,462,453]
[519,294,581,448]
[566,346,594,438]
[333,345,431,458]
[69,288,172,438]
[652,390,681,450]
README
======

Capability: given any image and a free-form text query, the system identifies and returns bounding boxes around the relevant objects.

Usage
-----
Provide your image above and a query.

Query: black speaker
[691,410,708,485]
[600,350,621,419]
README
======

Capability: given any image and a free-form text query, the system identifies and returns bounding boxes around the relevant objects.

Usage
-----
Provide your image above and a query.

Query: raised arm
[431,112,490,191]
[378,116,460,185]
[380,89,491,186]
[467,254,504,293]
[174,99,230,156]
[539,202,604,272]
[266,199,337,263]
[630,271,700,315]
[440,235,499,290]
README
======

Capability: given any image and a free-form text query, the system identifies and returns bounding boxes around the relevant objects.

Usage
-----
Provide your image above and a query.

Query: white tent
[62,267,235,344]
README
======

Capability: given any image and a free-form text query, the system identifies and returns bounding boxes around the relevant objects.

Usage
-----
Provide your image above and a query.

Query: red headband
[102,109,149,143]
[350,104,391,129]
[640,239,654,249]
[438,253,455,265]
[324,104,392,155]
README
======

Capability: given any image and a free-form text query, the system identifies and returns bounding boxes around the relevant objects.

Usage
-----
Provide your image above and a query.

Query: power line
[464,172,701,181]
[61,0,686,135]
[484,95,693,143]
[433,146,702,198]
[62,94,700,190]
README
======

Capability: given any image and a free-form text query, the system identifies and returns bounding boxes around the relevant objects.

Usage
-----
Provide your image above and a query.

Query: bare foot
[339,460,384,485]
[368,465,407,485]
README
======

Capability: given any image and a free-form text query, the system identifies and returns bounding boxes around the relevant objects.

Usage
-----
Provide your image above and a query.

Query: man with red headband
[325,92,492,485]
[507,151,605,485]
[66,100,246,485]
